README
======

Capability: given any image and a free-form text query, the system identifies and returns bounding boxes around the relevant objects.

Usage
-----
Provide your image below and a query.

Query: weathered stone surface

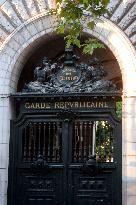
[0,0,135,49]
[1,1,22,26]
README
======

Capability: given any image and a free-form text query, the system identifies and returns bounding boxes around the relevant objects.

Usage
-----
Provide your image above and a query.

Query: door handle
[31,154,49,171]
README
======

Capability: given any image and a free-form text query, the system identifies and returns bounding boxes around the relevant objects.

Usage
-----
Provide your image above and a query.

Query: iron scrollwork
[82,155,117,175]
[31,154,49,172]
[23,47,118,94]
[57,109,77,121]
[82,155,99,175]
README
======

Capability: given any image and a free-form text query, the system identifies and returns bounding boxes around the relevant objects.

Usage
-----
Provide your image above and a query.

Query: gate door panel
[68,119,120,205]
[9,119,64,205]
[16,170,63,205]
[8,110,121,205]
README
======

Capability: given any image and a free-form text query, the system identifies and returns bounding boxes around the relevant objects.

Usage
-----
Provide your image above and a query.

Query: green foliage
[82,38,105,55]
[87,21,96,30]
[116,101,122,120]
[65,35,81,48]
[52,0,110,54]
[95,121,114,162]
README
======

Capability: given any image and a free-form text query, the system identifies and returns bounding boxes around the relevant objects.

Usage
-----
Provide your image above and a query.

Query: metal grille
[72,121,114,163]
[22,122,62,162]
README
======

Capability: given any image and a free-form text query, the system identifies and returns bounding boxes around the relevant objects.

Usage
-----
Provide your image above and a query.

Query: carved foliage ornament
[23,48,117,93]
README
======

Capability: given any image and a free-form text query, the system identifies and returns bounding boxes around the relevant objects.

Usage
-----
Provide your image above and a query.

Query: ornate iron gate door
[8,111,121,205]
[8,48,122,205]
[67,118,121,205]
[9,119,65,205]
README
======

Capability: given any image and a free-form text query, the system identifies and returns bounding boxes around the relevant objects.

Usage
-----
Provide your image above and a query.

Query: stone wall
[0,0,135,49]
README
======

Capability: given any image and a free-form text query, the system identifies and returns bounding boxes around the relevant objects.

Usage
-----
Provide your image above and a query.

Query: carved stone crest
[23,47,117,93]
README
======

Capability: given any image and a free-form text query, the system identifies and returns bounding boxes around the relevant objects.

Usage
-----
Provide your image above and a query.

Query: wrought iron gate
[8,101,121,205]
[8,48,122,205]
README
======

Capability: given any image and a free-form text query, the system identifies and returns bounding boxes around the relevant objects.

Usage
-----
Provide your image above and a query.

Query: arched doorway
[8,45,122,205]
[0,12,135,205]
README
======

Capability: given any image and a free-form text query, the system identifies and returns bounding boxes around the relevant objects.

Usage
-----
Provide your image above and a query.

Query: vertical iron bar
[77,122,79,162]
[92,122,96,156]
[62,120,69,205]
[74,122,78,162]
[111,127,114,162]
[23,127,27,160]
[28,123,31,160]
[86,122,89,158]
[48,122,51,161]
[79,122,83,161]
[58,122,62,161]
[33,123,36,160]
[84,122,87,160]
[57,122,60,161]
[108,124,111,162]
[98,122,101,161]
[59,122,62,162]
[43,122,46,158]
[109,125,113,162]
[55,122,59,161]
[88,122,92,157]
[28,123,32,160]
[53,122,56,162]
[104,122,107,162]
[38,123,41,155]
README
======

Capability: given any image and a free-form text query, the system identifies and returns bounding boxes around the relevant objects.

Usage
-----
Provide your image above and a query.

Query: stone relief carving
[23,48,117,93]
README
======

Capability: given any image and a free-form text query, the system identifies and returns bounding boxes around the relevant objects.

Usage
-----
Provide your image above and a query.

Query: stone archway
[0,14,136,205]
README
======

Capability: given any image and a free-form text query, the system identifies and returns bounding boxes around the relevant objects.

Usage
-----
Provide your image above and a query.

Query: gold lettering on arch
[24,101,111,109]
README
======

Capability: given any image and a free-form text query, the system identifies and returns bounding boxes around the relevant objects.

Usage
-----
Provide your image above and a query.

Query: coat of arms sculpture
[23,47,117,93]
